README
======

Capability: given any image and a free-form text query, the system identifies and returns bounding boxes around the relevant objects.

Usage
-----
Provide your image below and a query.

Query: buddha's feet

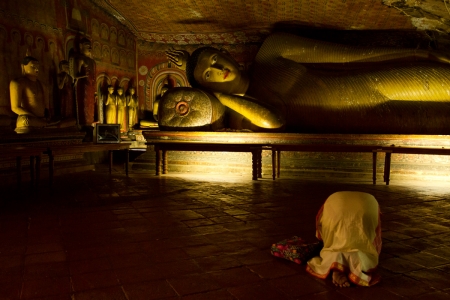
[332,271,351,287]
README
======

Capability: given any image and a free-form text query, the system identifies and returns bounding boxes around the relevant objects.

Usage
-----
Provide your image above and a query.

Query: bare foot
[332,271,351,287]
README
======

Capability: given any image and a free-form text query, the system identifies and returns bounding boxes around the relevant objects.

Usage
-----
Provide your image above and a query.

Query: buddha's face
[80,42,92,58]
[129,88,135,95]
[61,63,69,73]
[108,87,114,94]
[193,49,243,93]
[117,88,123,95]
[23,61,39,78]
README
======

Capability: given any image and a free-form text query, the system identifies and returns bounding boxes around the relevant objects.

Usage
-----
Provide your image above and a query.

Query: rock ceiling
[91,0,450,46]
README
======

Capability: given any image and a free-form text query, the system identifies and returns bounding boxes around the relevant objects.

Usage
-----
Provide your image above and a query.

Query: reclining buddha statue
[160,32,450,134]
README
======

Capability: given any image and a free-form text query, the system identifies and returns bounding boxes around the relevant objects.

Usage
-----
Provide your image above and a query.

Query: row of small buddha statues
[1,37,139,134]
[104,85,138,131]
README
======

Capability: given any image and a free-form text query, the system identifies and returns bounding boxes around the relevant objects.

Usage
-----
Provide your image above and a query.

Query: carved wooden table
[143,131,269,180]
[0,127,137,189]
[0,146,48,188]
[44,142,132,186]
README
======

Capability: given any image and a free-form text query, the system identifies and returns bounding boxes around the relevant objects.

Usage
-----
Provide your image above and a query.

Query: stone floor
[1,165,450,299]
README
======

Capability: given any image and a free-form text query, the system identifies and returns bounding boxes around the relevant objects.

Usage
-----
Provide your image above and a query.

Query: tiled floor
[1,165,450,299]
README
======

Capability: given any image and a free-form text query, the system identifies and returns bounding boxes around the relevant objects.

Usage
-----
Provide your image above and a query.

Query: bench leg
[277,150,281,178]
[162,150,168,174]
[251,150,257,180]
[372,151,377,185]
[385,152,392,185]
[155,146,161,176]
[125,149,129,176]
[272,149,276,180]
[257,149,262,178]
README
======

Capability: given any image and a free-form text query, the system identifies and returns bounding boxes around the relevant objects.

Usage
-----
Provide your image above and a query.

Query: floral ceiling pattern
[90,0,415,44]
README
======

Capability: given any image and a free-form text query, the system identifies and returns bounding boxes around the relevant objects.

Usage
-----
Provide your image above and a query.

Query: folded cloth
[271,236,323,264]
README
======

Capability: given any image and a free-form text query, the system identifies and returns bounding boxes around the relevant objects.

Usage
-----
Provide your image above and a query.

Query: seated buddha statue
[10,56,76,134]
[163,32,450,134]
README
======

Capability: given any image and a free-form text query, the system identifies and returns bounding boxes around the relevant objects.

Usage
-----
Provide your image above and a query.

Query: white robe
[306,191,382,286]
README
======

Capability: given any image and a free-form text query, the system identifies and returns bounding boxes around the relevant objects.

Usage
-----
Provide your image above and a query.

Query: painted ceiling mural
[90,0,410,43]
[89,0,450,47]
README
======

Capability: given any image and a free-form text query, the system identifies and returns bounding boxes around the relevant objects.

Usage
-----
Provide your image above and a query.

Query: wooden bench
[44,143,131,186]
[377,146,450,185]
[0,145,49,188]
[270,144,391,184]
[143,131,450,184]
[0,142,131,189]
[151,142,266,180]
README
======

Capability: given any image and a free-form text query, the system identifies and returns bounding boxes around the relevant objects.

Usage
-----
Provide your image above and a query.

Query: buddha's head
[22,56,39,78]
[108,85,114,94]
[79,38,92,58]
[117,87,124,96]
[129,87,135,95]
[187,47,248,95]
[59,60,69,73]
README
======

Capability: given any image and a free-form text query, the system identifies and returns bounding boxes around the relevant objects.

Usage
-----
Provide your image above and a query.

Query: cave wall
[0,0,137,129]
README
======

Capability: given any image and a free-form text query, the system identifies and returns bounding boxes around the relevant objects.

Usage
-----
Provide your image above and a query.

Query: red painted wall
[0,0,136,129]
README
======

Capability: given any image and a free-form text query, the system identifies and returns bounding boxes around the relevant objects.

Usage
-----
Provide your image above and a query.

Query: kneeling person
[306,191,382,287]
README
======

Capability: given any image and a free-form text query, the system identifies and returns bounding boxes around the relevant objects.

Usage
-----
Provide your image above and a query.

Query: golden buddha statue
[104,85,117,124]
[127,87,138,130]
[10,56,48,133]
[164,32,450,134]
[10,56,76,133]
[116,87,126,130]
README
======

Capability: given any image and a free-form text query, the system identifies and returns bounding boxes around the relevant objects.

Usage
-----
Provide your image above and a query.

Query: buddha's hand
[213,93,285,129]
[165,49,190,71]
